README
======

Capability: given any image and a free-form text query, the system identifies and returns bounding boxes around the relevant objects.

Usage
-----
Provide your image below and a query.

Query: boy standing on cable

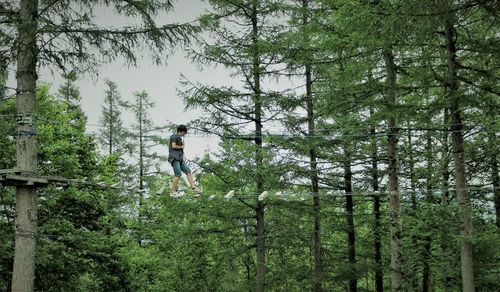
[168,124,201,198]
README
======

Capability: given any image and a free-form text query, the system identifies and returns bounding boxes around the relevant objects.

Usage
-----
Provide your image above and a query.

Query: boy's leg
[171,161,182,192]
[186,172,196,188]
[181,162,200,193]
[172,176,181,192]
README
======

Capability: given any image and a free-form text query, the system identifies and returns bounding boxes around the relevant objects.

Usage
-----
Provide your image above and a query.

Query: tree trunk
[307,65,323,292]
[255,200,265,292]
[343,144,357,292]
[444,15,475,292]
[371,111,383,292]
[491,138,500,229]
[109,91,114,155]
[406,123,419,291]
[0,56,7,103]
[12,0,39,291]
[441,108,454,291]
[487,113,500,228]
[243,221,253,292]
[251,2,265,290]
[441,108,451,204]
[406,123,417,210]
[302,1,323,286]
[422,132,433,292]
[139,96,144,207]
[383,48,403,292]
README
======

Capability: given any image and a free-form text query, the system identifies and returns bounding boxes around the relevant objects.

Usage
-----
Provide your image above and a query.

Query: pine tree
[57,70,81,112]
[34,84,128,290]
[297,2,323,290]
[97,79,130,156]
[399,1,499,289]
[181,1,283,290]
[269,0,326,289]
[369,112,384,292]
[129,90,161,208]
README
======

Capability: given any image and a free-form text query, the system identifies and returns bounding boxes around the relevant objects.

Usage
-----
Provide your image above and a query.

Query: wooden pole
[12,0,39,291]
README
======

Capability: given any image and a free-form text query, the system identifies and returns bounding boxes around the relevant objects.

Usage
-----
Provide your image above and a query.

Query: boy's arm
[171,137,184,149]
[171,141,184,149]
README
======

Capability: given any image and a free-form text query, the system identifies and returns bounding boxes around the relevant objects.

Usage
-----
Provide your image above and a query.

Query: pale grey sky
[38,0,228,161]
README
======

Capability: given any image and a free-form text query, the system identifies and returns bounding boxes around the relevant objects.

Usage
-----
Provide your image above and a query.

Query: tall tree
[276,0,325,289]
[301,1,323,290]
[182,1,283,290]
[97,79,129,156]
[489,118,500,228]
[422,128,434,292]
[370,117,384,292]
[383,47,403,292]
[443,9,475,291]
[129,90,160,206]
[249,3,266,288]
[405,0,498,288]
[57,70,81,115]
[441,109,451,204]
[314,0,406,289]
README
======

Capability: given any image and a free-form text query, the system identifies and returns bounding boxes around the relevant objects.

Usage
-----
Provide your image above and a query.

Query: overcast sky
[38,0,227,161]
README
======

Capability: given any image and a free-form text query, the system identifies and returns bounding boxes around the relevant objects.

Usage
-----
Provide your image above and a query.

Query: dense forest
[0,0,499,291]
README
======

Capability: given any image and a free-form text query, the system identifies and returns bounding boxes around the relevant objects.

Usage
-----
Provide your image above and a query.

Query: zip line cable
[10,186,491,242]
[4,177,495,242]
[1,168,496,202]
[1,114,498,202]
[2,122,498,140]
[1,114,499,137]
[190,186,498,200]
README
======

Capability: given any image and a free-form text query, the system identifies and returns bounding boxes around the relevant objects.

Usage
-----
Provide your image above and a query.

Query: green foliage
[34,84,132,290]
[128,90,164,192]
[97,79,132,157]
[0,83,134,290]
[2,0,499,291]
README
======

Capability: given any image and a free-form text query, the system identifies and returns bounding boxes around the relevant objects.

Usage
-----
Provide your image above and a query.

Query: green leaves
[2,0,499,290]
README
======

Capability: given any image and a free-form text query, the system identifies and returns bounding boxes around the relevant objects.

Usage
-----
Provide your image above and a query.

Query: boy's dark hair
[177,124,188,133]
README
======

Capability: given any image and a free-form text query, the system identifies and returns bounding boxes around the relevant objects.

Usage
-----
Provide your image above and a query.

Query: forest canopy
[0,0,498,291]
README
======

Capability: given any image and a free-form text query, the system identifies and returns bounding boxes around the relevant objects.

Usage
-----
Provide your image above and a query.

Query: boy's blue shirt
[168,133,184,163]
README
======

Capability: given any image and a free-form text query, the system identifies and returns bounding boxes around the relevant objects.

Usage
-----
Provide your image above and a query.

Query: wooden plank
[48,180,70,187]
[45,176,73,187]
[5,174,49,185]
[0,171,125,191]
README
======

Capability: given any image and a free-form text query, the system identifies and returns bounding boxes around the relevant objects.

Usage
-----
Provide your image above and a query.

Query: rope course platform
[2,169,496,202]
[0,169,50,187]
[0,169,123,190]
